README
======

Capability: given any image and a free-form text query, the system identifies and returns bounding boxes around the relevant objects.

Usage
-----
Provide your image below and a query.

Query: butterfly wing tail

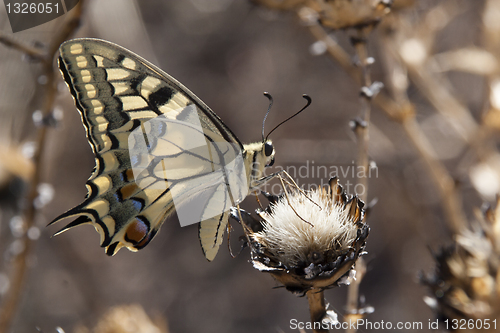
[49,214,92,236]
[199,211,229,261]
[48,203,116,251]
[49,202,167,256]
[50,214,129,257]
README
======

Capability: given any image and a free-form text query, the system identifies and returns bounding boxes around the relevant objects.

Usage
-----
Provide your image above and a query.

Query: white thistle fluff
[255,189,359,267]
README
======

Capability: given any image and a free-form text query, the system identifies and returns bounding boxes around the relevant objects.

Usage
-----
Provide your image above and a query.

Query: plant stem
[302,15,467,234]
[352,28,372,204]
[401,117,466,233]
[345,258,367,333]
[343,28,374,333]
[0,33,47,62]
[307,289,329,333]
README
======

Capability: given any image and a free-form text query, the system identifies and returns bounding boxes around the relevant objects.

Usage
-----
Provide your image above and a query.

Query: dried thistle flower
[237,177,369,294]
[422,197,500,326]
[309,0,393,30]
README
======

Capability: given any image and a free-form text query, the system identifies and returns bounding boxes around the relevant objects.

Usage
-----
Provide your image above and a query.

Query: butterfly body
[51,38,274,261]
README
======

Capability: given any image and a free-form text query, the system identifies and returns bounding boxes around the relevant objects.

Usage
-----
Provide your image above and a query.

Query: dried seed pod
[422,197,500,326]
[251,0,394,30]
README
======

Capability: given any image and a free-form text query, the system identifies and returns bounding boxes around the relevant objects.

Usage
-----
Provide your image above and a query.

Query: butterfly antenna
[265,94,312,141]
[262,92,273,142]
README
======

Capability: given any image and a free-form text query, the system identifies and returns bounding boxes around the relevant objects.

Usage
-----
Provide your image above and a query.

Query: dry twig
[301,8,467,234]
[307,289,328,333]
[0,2,84,331]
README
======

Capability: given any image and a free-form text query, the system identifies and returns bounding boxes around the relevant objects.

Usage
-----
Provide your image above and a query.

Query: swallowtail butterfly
[50,38,282,261]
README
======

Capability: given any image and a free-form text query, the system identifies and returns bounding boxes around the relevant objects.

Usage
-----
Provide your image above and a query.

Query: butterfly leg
[255,193,265,211]
[252,170,321,209]
[226,215,237,258]
[276,170,322,211]
[235,203,255,244]
[276,173,314,227]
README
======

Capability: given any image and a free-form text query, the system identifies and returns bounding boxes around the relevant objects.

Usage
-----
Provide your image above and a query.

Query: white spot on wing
[101,151,120,172]
[122,57,137,70]
[127,110,159,119]
[112,82,130,95]
[70,43,83,54]
[94,175,112,193]
[91,99,103,114]
[121,96,148,111]
[87,199,110,217]
[140,76,162,99]
[102,216,116,236]
[158,104,181,119]
[94,55,104,67]
[171,92,190,107]
[76,56,87,68]
[94,116,107,127]
[81,70,91,83]
[157,92,190,117]
[96,122,108,132]
[106,68,130,80]
[85,84,97,98]
[96,134,112,153]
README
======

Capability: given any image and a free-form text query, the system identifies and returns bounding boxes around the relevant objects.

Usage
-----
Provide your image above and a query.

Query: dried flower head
[237,177,369,294]
[310,0,393,30]
[422,197,500,324]
[0,143,34,188]
[74,304,169,333]
[252,0,393,30]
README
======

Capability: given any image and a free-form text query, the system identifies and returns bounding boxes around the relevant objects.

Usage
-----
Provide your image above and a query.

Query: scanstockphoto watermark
[260,160,379,197]
[2,0,80,33]
[290,318,424,331]
[290,318,498,331]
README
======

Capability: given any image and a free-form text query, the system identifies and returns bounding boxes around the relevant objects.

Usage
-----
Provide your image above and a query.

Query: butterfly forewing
[52,38,251,259]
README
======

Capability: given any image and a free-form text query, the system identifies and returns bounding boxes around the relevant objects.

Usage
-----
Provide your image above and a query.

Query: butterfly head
[264,140,275,167]
[242,139,275,189]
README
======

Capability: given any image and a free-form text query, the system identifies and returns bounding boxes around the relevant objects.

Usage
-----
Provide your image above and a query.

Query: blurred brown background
[0,0,497,332]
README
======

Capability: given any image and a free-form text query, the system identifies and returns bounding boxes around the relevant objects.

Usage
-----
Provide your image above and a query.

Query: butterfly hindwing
[51,38,245,259]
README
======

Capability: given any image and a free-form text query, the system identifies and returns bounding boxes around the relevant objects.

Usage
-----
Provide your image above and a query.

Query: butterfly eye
[264,142,274,157]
